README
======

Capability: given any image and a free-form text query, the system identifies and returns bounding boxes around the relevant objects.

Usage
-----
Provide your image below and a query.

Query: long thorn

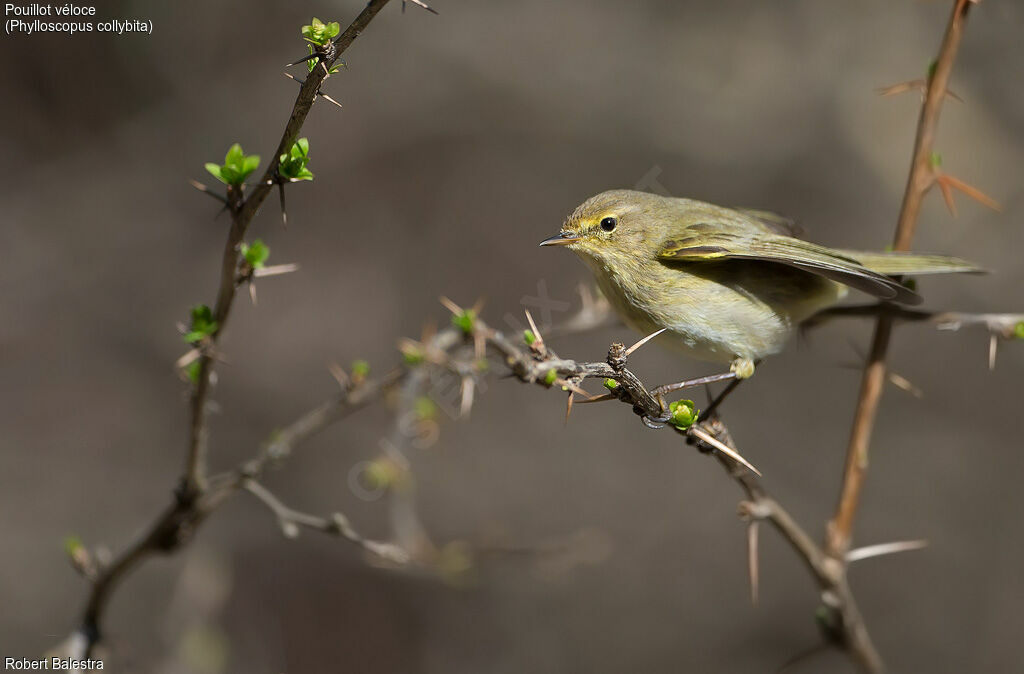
[524,309,544,346]
[625,328,667,356]
[748,521,760,605]
[439,296,462,315]
[689,425,761,476]
[846,539,928,563]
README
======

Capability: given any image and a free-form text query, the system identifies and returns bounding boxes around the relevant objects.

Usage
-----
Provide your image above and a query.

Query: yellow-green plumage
[541,190,982,367]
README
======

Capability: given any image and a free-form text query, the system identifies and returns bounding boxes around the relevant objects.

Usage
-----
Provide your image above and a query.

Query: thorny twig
[827,2,981,671]
[55,2,1014,672]
[61,0,403,658]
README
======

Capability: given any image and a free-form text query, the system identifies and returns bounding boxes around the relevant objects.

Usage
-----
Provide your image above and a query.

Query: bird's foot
[730,357,756,380]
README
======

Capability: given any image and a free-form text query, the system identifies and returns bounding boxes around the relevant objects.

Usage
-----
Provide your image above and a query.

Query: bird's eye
[600,216,617,232]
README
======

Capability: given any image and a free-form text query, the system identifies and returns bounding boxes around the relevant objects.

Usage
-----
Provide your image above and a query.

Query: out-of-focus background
[2,1,1022,672]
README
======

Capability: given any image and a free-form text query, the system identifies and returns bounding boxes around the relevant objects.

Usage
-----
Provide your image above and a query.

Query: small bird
[541,190,982,379]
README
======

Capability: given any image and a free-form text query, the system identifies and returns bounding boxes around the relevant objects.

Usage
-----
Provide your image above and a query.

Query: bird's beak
[539,232,581,247]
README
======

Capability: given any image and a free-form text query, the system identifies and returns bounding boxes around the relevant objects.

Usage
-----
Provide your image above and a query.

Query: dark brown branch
[72,1,399,654]
[184,0,395,495]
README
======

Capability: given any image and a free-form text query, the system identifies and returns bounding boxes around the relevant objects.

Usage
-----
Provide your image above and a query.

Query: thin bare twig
[242,480,410,563]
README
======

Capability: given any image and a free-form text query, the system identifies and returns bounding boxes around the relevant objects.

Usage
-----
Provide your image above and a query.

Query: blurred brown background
[2,1,1022,672]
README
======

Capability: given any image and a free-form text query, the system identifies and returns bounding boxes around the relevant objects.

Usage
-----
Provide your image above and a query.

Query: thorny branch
[53,2,1013,673]
[184,0,396,496]
[827,1,980,671]
[58,0,407,659]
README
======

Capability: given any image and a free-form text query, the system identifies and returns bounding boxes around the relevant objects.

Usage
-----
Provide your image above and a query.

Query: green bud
[240,239,270,269]
[400,341,425,366]
[301,17,340,46]
[543,369,558,386]
[363,458,395,489]
[523,329,536,345]
[452,309,477,334]
[63,535,84,557]
[602,378,619,391]
[206,143,260,186]
[414,396,436,421]
[278,138,314,181]
[930,151,943,168]
[351,359,370,380]
[668,399,699,430]
[184,304,217,344]
[1015,321,1024,339]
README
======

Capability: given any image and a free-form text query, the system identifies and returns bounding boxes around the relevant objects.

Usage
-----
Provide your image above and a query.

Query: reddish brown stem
[827,0,973,576]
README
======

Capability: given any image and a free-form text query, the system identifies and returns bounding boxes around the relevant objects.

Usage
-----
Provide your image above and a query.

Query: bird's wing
[656,229,922,305]
[731,207,803,237]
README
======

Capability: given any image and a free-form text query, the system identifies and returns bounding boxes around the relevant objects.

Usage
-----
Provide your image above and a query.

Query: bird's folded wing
[656,234,922,305]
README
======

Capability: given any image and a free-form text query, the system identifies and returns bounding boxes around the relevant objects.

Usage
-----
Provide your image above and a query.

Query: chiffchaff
[541,190,981,378]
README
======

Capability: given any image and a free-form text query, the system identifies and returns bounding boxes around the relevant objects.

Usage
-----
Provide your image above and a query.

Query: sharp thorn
[625,328,667,356]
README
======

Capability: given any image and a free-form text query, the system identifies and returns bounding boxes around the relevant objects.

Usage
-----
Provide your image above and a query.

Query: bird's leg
[650,358,759,414]
[698,377,744,422]
[697,358,760,422]
[651,372,737,410]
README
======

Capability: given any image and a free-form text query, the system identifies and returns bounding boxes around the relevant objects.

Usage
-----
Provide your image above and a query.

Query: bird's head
[540,189,666,267]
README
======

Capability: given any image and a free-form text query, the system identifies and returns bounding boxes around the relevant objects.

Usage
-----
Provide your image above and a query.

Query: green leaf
[306,45,318,73]
[278,139,314,181]
[204,163,223,182]
[240,239,270,269]
[225,143,243,166]
[301,16,339,46]
[208,144,259,186]
[219,166,239,184]
[668,399,699,430]
[184,304,218,344]
[241,154,260,178]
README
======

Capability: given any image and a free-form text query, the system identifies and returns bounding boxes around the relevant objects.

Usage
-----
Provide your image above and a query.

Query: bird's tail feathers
[839,250,986,276]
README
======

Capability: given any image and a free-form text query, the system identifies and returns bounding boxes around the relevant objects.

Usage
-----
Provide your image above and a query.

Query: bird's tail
[837,250,986,276]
